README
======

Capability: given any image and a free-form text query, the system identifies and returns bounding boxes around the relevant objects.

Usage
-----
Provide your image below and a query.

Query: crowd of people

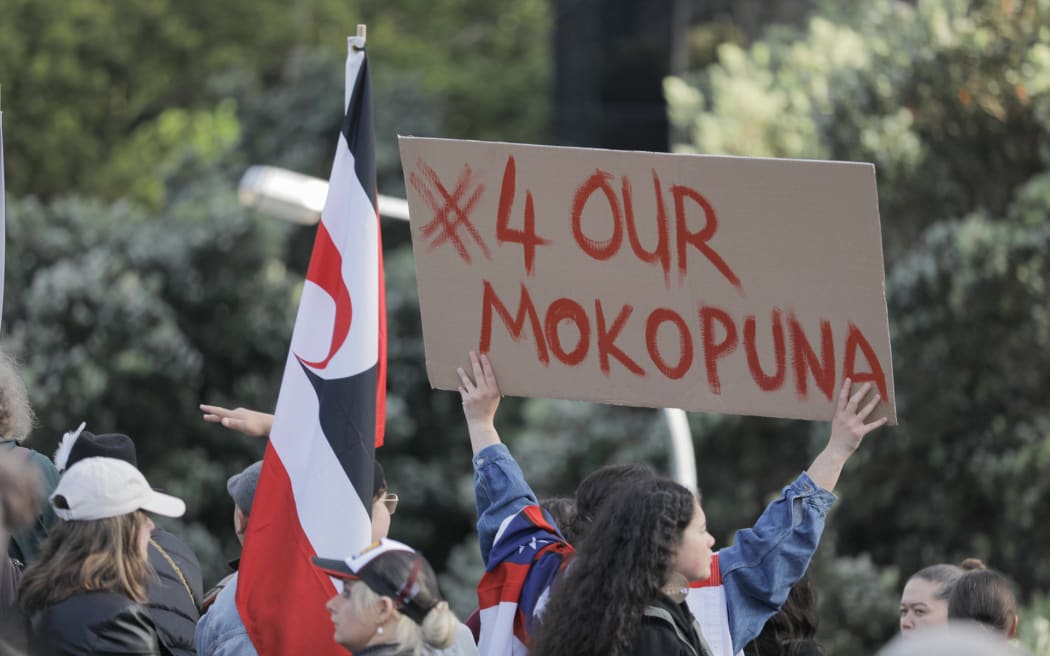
[0,347,1029,655]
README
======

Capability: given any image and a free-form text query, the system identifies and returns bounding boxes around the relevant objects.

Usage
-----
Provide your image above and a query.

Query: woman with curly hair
[458,350,886,656]
[530,476,715,656]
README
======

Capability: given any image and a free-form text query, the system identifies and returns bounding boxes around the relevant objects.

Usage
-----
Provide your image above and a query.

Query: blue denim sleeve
[718,472,836,653]
[195,576,258,656]
[209,630,259,656]
[473,444,540,563]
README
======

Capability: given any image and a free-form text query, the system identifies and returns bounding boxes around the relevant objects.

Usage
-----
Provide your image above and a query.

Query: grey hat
[227,461,263,515]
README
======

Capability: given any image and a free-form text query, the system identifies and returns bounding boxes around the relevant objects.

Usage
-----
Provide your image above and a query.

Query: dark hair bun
[960,558,987,571]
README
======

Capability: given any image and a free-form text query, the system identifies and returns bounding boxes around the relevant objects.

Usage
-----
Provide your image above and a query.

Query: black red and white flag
[237,33,387,654]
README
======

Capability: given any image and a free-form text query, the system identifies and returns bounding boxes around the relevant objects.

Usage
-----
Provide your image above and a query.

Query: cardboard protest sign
[399,137,896,423]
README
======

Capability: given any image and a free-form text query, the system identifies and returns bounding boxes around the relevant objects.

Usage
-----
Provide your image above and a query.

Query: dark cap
[227,461,263,515]
[312,538,438,624]
[54,423,137,472]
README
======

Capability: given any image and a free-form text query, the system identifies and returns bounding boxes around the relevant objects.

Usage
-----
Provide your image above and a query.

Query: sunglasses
[381,493,398,515]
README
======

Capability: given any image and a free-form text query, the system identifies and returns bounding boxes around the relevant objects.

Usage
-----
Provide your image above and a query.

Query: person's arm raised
[457,351,503,455]
[806,378,888,492]
[709,378,889,651]
[199,405,273,438]
[458,351,544,563]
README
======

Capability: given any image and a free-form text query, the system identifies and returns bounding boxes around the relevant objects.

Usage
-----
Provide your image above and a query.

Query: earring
[376,625,384,636]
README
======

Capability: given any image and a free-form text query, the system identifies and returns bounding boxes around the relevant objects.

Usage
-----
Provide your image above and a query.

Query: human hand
[807,378,888,492]
[199,404,273,438]
[827,378,887,457]
[456,351,502,454]
[457,351,501,426]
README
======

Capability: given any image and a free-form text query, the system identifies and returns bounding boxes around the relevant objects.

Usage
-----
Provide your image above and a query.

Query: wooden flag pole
[356,24,366,40]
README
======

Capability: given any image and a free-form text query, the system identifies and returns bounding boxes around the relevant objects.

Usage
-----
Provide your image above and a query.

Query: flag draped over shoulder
[237,34,386,655]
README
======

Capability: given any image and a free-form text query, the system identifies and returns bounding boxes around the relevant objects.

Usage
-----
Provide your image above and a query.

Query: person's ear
[1009,614,1019,639]
[234,506,248,539]
[375,595,397,624]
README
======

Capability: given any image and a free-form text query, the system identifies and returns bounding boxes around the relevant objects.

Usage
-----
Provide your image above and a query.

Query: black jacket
[1,556,27,653]
[28,591,170,655]
[633,594,714,656]
[146,529,202,656]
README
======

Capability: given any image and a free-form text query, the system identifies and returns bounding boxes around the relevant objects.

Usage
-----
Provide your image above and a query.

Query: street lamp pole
[238,165,409,224]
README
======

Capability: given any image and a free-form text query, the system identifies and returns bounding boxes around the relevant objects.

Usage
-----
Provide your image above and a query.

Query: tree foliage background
[668,0,1050,651]
[0,0,553,595]
[2,0,1049,652]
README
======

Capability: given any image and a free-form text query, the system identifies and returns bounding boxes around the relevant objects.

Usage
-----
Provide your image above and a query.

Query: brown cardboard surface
[398,137,896,424]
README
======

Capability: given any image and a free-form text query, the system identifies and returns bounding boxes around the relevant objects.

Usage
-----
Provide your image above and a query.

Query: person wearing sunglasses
[196,459,399,655]
[371,467,399,545]
[197,403,486,654]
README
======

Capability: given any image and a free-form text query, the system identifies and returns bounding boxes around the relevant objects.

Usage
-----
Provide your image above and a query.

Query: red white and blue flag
[238,33,386,654]
[477,505,574,655]
[478,506,739,656]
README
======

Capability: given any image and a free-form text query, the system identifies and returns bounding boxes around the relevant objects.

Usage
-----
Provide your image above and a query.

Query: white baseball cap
[312,538,416,582]
[52,457,186,521]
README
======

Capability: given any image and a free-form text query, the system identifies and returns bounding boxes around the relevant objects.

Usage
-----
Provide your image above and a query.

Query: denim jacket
[194,573,258,656]
[473,444,835,654]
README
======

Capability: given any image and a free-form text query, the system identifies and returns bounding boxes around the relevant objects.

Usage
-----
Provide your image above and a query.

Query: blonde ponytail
[420,600,458,650]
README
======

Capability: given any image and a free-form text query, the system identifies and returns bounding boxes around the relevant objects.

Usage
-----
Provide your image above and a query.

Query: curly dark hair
[569,462,656,546]
[539,497,576,539]
[530,477,696,656]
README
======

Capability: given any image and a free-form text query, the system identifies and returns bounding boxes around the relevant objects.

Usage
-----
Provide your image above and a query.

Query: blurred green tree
[0,0,552,591]
[667,0,1050,650]
[4,179,298,582]
[0,0,550,201]
[0,0,355,199]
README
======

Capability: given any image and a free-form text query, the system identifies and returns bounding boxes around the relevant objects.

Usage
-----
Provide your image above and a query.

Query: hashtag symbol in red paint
[410,159,491,263]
